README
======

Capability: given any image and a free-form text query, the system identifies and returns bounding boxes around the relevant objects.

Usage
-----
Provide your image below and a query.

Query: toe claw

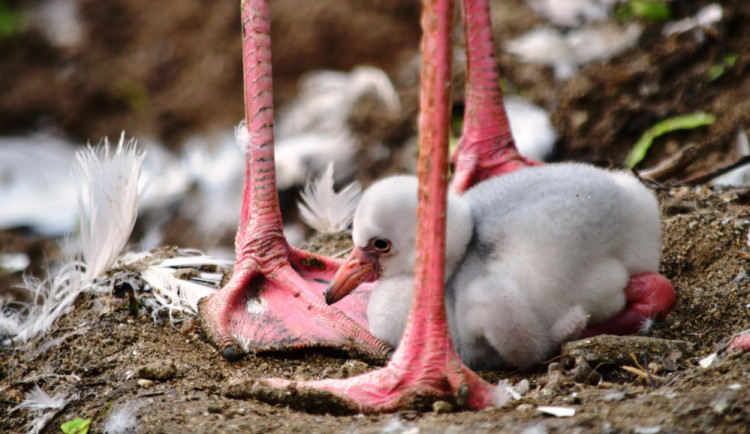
[456,384,469,407]
[224,345,240,361]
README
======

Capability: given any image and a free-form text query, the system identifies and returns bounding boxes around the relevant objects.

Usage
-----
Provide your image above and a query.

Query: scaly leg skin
[224,0,496,413]
[450,0,542,194]
[198,0,388,362]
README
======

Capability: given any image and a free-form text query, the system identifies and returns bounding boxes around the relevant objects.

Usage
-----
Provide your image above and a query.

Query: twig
[680,155,750,185]
[638,144,698,181]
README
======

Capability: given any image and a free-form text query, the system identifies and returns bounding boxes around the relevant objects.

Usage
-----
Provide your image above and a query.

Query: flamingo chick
[327,163,671,369]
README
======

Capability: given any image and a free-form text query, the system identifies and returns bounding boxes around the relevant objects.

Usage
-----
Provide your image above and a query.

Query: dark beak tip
[324,286,338,305]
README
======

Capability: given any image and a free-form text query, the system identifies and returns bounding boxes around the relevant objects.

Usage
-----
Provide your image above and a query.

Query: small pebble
[432,401,453,413]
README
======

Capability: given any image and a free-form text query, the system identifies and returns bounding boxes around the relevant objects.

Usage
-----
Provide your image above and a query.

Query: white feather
[74,134,145,282]
[299,163,362,234]
[1,134,144,346]
[15,385,71,412]
[103,401,141,434]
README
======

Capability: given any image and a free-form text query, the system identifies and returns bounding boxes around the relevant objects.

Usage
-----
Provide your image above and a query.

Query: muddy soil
[2,0,750,432]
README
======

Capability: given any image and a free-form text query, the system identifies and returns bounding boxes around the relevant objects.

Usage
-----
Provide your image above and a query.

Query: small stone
[571,357,601,385]
[179,318,197,335]
[432,401,453,413]
[137,361,178,381]
[137,379,154,387]
[208,404,223,414]
[336,360,370,378]
[542,362,570,394]
[563,335,693,366]
[516,403,535,414]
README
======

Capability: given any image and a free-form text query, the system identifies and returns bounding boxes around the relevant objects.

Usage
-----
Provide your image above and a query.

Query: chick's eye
[372,238,391,253]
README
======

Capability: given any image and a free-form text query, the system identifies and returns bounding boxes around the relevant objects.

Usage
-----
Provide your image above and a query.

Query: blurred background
[1,0,748,295]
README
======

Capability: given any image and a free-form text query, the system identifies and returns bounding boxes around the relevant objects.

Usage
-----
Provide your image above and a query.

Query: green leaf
[707,53,738,81]
[60,417,92,434]
[625,112,715,168]
[618,0,672,22]
[0,1,24,37]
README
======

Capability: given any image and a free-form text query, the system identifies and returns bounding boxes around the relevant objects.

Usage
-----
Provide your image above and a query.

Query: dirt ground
[2,0,750,432]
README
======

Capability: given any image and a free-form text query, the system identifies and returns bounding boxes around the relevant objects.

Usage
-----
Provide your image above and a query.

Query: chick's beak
[325,246,379,305]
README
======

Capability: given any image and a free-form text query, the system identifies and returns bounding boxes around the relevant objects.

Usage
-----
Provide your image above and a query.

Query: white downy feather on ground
[505,96,558,161]
[13,385,78,434]
[525,0,621,27]
[506,23,642,80]
[75,134,145,281]
[0,135,144,347]
[0,134,79,236]
[273,66,400,190]
[28,0,83,49]
[663,4,722,36]
[14,384,72,412]
[103,401,142,434]
[299,162,362,234]
[712,129,750,187]
[136,253,231,320]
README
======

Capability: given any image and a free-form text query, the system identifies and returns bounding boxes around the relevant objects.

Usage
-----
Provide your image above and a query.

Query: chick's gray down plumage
[357,163,662,369]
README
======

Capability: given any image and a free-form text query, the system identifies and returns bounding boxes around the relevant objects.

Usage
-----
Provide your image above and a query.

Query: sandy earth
[2,0,750,432]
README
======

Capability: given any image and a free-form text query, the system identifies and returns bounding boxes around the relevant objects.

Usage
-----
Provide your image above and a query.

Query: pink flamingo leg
[233,0,495,412]
[198,0,388,361]
[450,0,541,194]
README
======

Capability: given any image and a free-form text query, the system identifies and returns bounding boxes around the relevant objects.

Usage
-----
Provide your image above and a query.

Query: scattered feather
[537,405,576,417]
[138,254,230,321]
[28,0,83,48]
[663,3,722,36]
[103,401,141,434]
[525,0,619,27]
[712,129,750,186]
[276,66,400,140]
[505,96,558,161]
[15,385,71,412]
[0,252,30,273]
[0,134,79,235]
[299,163,362,234]
[0,261,86,346]
[491,380,514,407]
[234,120,252,156]
[505,23,642,80]
[1,135,144,346]
[74,134,145,282]
[272,66,399,190]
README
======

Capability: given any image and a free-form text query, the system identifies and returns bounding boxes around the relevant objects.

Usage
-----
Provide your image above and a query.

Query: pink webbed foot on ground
[580,272,676,338]
[199,245,385,360]
[198,0,388,362]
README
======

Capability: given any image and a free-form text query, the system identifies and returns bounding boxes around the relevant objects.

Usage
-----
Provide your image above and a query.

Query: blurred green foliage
[618,0,672,22]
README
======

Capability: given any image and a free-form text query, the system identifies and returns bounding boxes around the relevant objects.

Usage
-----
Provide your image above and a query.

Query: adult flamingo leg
[450,0,542,194]
[224,0,497,413]
[198,0,389,362]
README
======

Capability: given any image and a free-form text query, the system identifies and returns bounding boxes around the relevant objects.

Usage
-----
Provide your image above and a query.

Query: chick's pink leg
[580,273,676,338]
